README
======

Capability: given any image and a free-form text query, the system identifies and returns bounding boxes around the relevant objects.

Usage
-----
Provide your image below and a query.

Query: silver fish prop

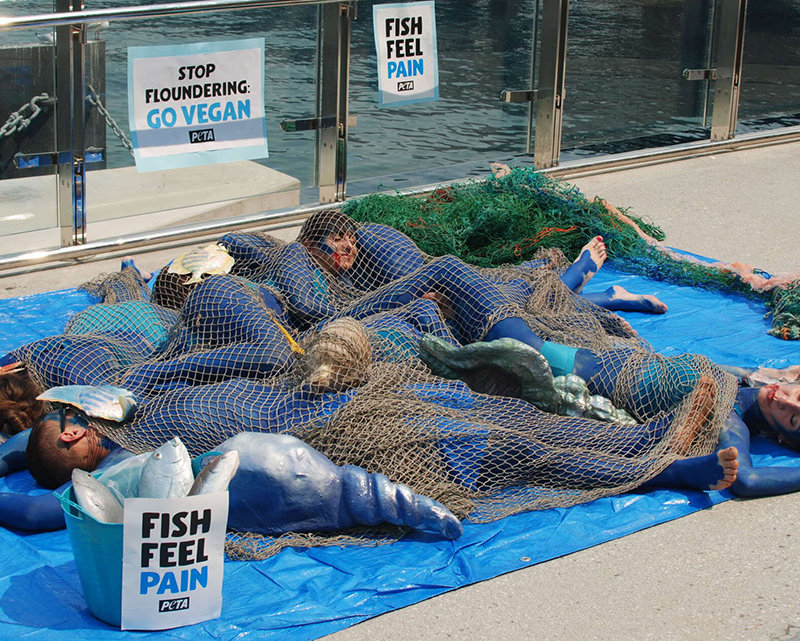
[167,243,235,285]
[138,437,195,499]
[188,450,240,496]
[72,469,124,523]
[37,385,138,422]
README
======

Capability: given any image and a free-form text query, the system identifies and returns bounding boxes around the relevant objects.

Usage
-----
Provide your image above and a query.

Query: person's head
[757,382,800,449]
[297,210,358,275]
[0,365,46,439]
[26,407,110,489]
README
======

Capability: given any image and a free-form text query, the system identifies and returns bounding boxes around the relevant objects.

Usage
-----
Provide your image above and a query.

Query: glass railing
[1,0,798,267]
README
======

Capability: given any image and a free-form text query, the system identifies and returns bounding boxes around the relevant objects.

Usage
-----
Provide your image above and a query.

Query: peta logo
[159,597,190,612]
[396,80,414,92]
[188,128,215,143]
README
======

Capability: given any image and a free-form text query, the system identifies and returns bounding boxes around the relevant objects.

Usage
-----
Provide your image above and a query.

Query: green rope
[343,166,800,340]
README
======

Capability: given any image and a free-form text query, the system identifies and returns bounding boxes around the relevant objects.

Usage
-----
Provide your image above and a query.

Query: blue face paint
[316,238,336,256]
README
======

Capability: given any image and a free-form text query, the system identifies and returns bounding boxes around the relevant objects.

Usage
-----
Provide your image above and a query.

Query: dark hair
[297,210,357,247]
[151,268,197,310]
[26,419,75,489]
[0,369,46,438]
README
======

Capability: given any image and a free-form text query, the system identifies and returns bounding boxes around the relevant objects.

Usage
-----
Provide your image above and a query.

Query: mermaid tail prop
[218,433,462,539]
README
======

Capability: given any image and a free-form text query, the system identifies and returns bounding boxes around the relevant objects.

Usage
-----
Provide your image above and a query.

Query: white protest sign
[373,1,439,107]
[128,38,268,172]
[120,492,228,630]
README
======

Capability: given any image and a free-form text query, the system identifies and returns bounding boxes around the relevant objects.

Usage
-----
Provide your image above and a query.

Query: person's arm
[0,429,30,477]
[723,411,800,497]
[717,364,800,385]
[0,490,66,530]
[272,243,338,326]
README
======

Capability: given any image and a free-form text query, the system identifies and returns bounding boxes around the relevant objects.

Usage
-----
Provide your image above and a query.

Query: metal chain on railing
[0,93,52,138]
[86,83,134,155]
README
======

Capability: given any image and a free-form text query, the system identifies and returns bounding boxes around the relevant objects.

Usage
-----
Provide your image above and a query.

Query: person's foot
[655,446,739,492]
[561,236,607,293]
[709,446,739,490]
[120,256,152,282]
[598,285,668,314]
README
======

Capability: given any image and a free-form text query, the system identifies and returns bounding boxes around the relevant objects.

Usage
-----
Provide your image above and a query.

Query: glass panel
[84,4,318,241]
[737,1,800,133]
[561,0,713,159]
[347,0,537,194]
[0,0,59,254]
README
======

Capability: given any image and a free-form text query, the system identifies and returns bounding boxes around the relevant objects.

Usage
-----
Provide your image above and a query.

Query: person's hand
[421,292,455,320]
[747,365,800,386]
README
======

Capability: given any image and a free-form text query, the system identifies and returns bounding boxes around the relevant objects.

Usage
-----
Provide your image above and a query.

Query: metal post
[710,0,748,141]
[316,2,352,203]
[533,0,569,170]
[525,0,540,155]
[54,0,86,245]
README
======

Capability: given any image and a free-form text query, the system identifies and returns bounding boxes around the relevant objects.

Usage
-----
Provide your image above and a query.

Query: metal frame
[54,0,87,245]
[316,2,352,203]
[533,0,569,170]
[710,0,748,141]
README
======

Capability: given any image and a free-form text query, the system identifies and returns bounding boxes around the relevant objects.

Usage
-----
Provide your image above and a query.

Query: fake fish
[167,243,235,285]
[188,450,240,496]
[37,385,138,422]
[72,469,124,523]
[138,437,195,499]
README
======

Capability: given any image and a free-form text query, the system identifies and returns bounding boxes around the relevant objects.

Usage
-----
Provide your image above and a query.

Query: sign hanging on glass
[127,38,268,172]
[373,1,439,107]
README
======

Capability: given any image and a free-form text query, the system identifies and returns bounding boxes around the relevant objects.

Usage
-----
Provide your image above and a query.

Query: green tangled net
[342,166,800,340]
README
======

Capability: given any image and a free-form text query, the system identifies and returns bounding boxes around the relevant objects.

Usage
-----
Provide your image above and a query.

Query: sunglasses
[57,407,89,450]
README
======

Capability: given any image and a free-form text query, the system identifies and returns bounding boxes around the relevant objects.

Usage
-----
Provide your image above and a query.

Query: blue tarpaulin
[1,265,799,639]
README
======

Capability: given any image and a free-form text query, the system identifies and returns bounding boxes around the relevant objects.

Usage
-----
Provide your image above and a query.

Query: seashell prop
[302,318,372,392]
[168,243,235,285]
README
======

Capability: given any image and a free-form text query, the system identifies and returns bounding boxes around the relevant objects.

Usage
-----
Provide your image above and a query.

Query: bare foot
[671,374,715,456]
[708,446,739,490]
[562,236,607,293]
[601,285,668,314]
[120,256,152,282]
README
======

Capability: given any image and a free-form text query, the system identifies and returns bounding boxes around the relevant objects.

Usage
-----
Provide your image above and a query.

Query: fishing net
[342,166,800,340]
[17,210,739,559]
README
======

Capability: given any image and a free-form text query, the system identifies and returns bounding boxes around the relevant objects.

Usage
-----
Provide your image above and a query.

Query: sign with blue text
[120,492,228,630]
[127,39,268,172]
[373,1,439,107]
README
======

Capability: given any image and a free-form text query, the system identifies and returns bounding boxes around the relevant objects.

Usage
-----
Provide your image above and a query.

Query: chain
[86,83,134,155]
[0,93,51,138]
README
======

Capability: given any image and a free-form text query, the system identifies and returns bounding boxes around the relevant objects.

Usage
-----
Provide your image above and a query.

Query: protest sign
[128,38,268,172]
[120,492,228,630]
[373,1,439,107]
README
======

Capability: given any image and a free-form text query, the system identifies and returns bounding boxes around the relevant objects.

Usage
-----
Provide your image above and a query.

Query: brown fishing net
[18,214,738,559]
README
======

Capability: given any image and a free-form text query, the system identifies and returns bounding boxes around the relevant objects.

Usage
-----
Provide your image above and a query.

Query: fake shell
[303,318,372,392]
[37,384,138,422]
[167,243,235,285]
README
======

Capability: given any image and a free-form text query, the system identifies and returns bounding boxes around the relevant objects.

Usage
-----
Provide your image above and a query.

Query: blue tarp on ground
[1,265,799,639]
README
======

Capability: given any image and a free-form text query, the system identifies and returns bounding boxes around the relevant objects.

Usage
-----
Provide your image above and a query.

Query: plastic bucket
[57,486,123,627]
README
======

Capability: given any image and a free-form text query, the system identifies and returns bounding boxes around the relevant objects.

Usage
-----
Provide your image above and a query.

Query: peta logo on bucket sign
[159,597,190,612]
[373,1,439,107]
[121,493,228,630]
